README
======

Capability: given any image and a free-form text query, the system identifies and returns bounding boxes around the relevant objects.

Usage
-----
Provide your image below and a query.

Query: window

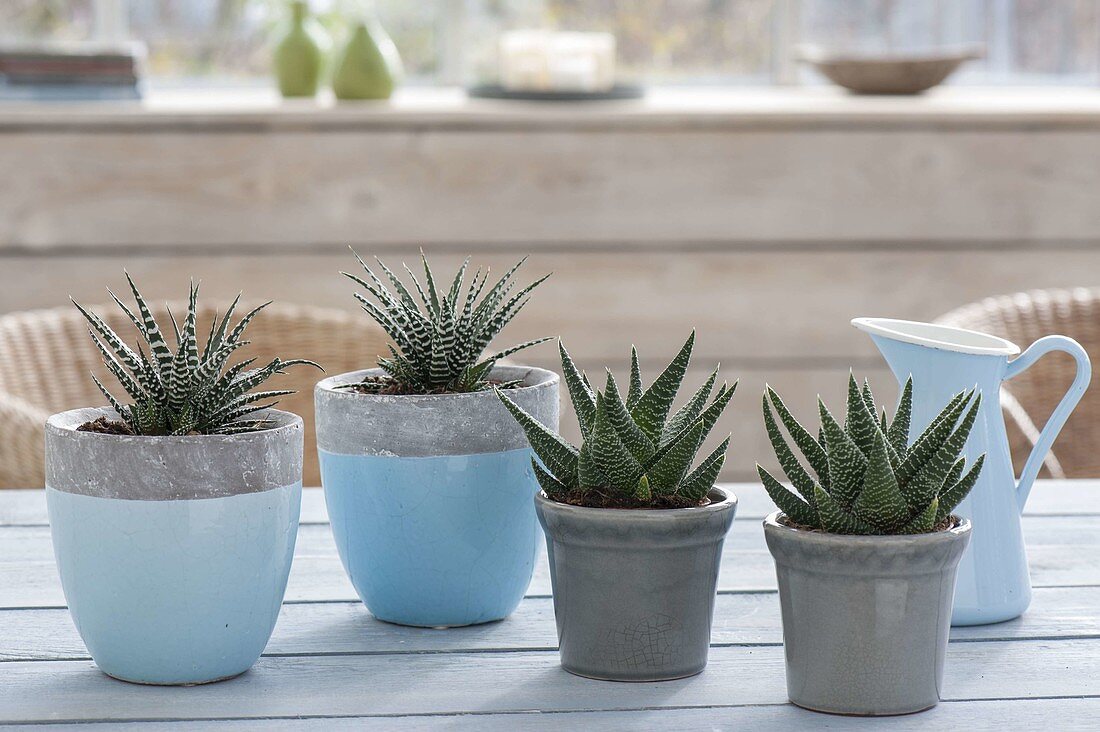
[3,0,1098,87]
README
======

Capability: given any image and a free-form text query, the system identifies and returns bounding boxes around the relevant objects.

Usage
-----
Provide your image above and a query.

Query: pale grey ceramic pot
[45,407,303,685]
[535,487,737,681]
[763,511,972,716]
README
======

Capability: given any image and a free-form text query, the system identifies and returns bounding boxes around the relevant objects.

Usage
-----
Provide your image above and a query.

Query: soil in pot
[76,417,134,435]
[340,375,522,396]
[552,490,709,510]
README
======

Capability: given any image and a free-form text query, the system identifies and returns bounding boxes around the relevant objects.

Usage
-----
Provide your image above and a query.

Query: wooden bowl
[799,46,983,95]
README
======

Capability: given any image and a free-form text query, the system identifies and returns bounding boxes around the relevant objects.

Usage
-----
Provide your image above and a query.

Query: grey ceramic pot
[315,366,559,627]
[535,487,737,681]
[763,511,972,716]
[45,407,303,685]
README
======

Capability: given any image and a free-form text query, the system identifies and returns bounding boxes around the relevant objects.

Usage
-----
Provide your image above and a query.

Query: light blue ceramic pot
[45,407,303,685]
[315,366,559,628]
[853,318,1091,626]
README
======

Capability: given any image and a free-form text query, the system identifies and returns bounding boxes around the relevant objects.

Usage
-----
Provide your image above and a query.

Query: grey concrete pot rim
[46,406,303,443]
[316,365,558,401]
[763,510,972,546]
[46,406,303,500]
[537,486,736,521]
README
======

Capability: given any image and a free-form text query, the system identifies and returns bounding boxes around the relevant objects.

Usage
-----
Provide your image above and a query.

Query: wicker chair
[936,288,1100,479]
[0,302,388,489]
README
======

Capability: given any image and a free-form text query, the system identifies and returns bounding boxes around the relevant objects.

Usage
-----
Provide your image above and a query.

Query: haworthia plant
[342,250,551,393]
[759,374,985,534]
[498,332,736,506]
[73,274,319,435]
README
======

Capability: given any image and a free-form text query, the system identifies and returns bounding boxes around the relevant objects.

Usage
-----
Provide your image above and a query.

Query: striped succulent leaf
[759,373,985,535]
[498,333,735,506]
[74,274,319,436]
[342,250,551,394]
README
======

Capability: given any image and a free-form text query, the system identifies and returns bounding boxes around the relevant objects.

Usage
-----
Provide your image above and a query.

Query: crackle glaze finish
[45,407,303,685]
[764,512,971,716]
[535,488,737,681]
[315,366,559,628]
[853,317,1090,625]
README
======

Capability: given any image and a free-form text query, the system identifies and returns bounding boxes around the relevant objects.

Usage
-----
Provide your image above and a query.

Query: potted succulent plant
[46,276,318,685]
[498,332,737,681]
[315,252,559,628]
[759,375,984,715]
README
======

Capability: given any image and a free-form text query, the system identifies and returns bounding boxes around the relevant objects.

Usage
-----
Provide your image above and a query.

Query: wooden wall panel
[3,129,1100,247]
[3,248,1098,363]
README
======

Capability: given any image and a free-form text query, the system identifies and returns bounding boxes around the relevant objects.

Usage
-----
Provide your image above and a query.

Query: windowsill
[3,85,1100,131]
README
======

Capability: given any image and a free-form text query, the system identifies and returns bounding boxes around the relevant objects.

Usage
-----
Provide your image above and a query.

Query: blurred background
[2,0,1100,486]
[5,1,1099,85]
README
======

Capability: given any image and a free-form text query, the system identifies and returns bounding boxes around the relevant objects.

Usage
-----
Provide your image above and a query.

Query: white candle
[500,31,616,92]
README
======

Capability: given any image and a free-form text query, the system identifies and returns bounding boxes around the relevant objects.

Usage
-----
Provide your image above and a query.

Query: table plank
[9,698,1100,732]
[4,585,1100,662]
[2,639,1099,724]
[1,480,1097,527]
[3,511,1099,608]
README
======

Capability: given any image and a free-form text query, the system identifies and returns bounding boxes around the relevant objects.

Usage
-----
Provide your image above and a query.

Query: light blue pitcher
[852,317,1091,626]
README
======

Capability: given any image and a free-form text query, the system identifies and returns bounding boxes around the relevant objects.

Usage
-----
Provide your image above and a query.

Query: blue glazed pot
[315,366,559,628]
[45,407,303,685]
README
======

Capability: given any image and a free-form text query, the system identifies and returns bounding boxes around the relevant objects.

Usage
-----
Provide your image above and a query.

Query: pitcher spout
[851,318,1020,360]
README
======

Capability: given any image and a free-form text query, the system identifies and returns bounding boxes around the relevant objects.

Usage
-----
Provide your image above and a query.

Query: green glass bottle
[273,1,331,98]
[332,18,403,101]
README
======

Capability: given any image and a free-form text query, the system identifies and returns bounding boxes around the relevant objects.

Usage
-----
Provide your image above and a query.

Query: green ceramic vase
[332,19,403,101]
[273,1,330,98]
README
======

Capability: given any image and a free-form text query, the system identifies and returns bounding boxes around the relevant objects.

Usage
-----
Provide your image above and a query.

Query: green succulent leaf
[602,370,656,464]
[646,420,704,493]
[626,346,644,410]
[766,386,830,489]
[496,390,579,488]
[852,430,910,530]
[936,454,985,522]
[944,456,966,491]
[814,484,875,535]
[679,436,729,502]
[531,459,569,497]
[758,465,819,528]
[900,498,939,534]
[896,390,971,484]
[559,340,597,436]
[860,377,877,421]
[819,398,867,510]
[903,393,981,510]
[888,377,914,456]
[661,366,717,447]
[631,331,694,443]
[585,394,645,494]
[577,439,609,494]
[844,371,880,456]
[761,392,817,507]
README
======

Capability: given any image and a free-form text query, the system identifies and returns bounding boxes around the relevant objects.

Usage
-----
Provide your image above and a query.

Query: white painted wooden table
[2,481,1099,729]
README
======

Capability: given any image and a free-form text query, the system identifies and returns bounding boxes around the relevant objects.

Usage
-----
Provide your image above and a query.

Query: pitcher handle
[1004,335,1092,511]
